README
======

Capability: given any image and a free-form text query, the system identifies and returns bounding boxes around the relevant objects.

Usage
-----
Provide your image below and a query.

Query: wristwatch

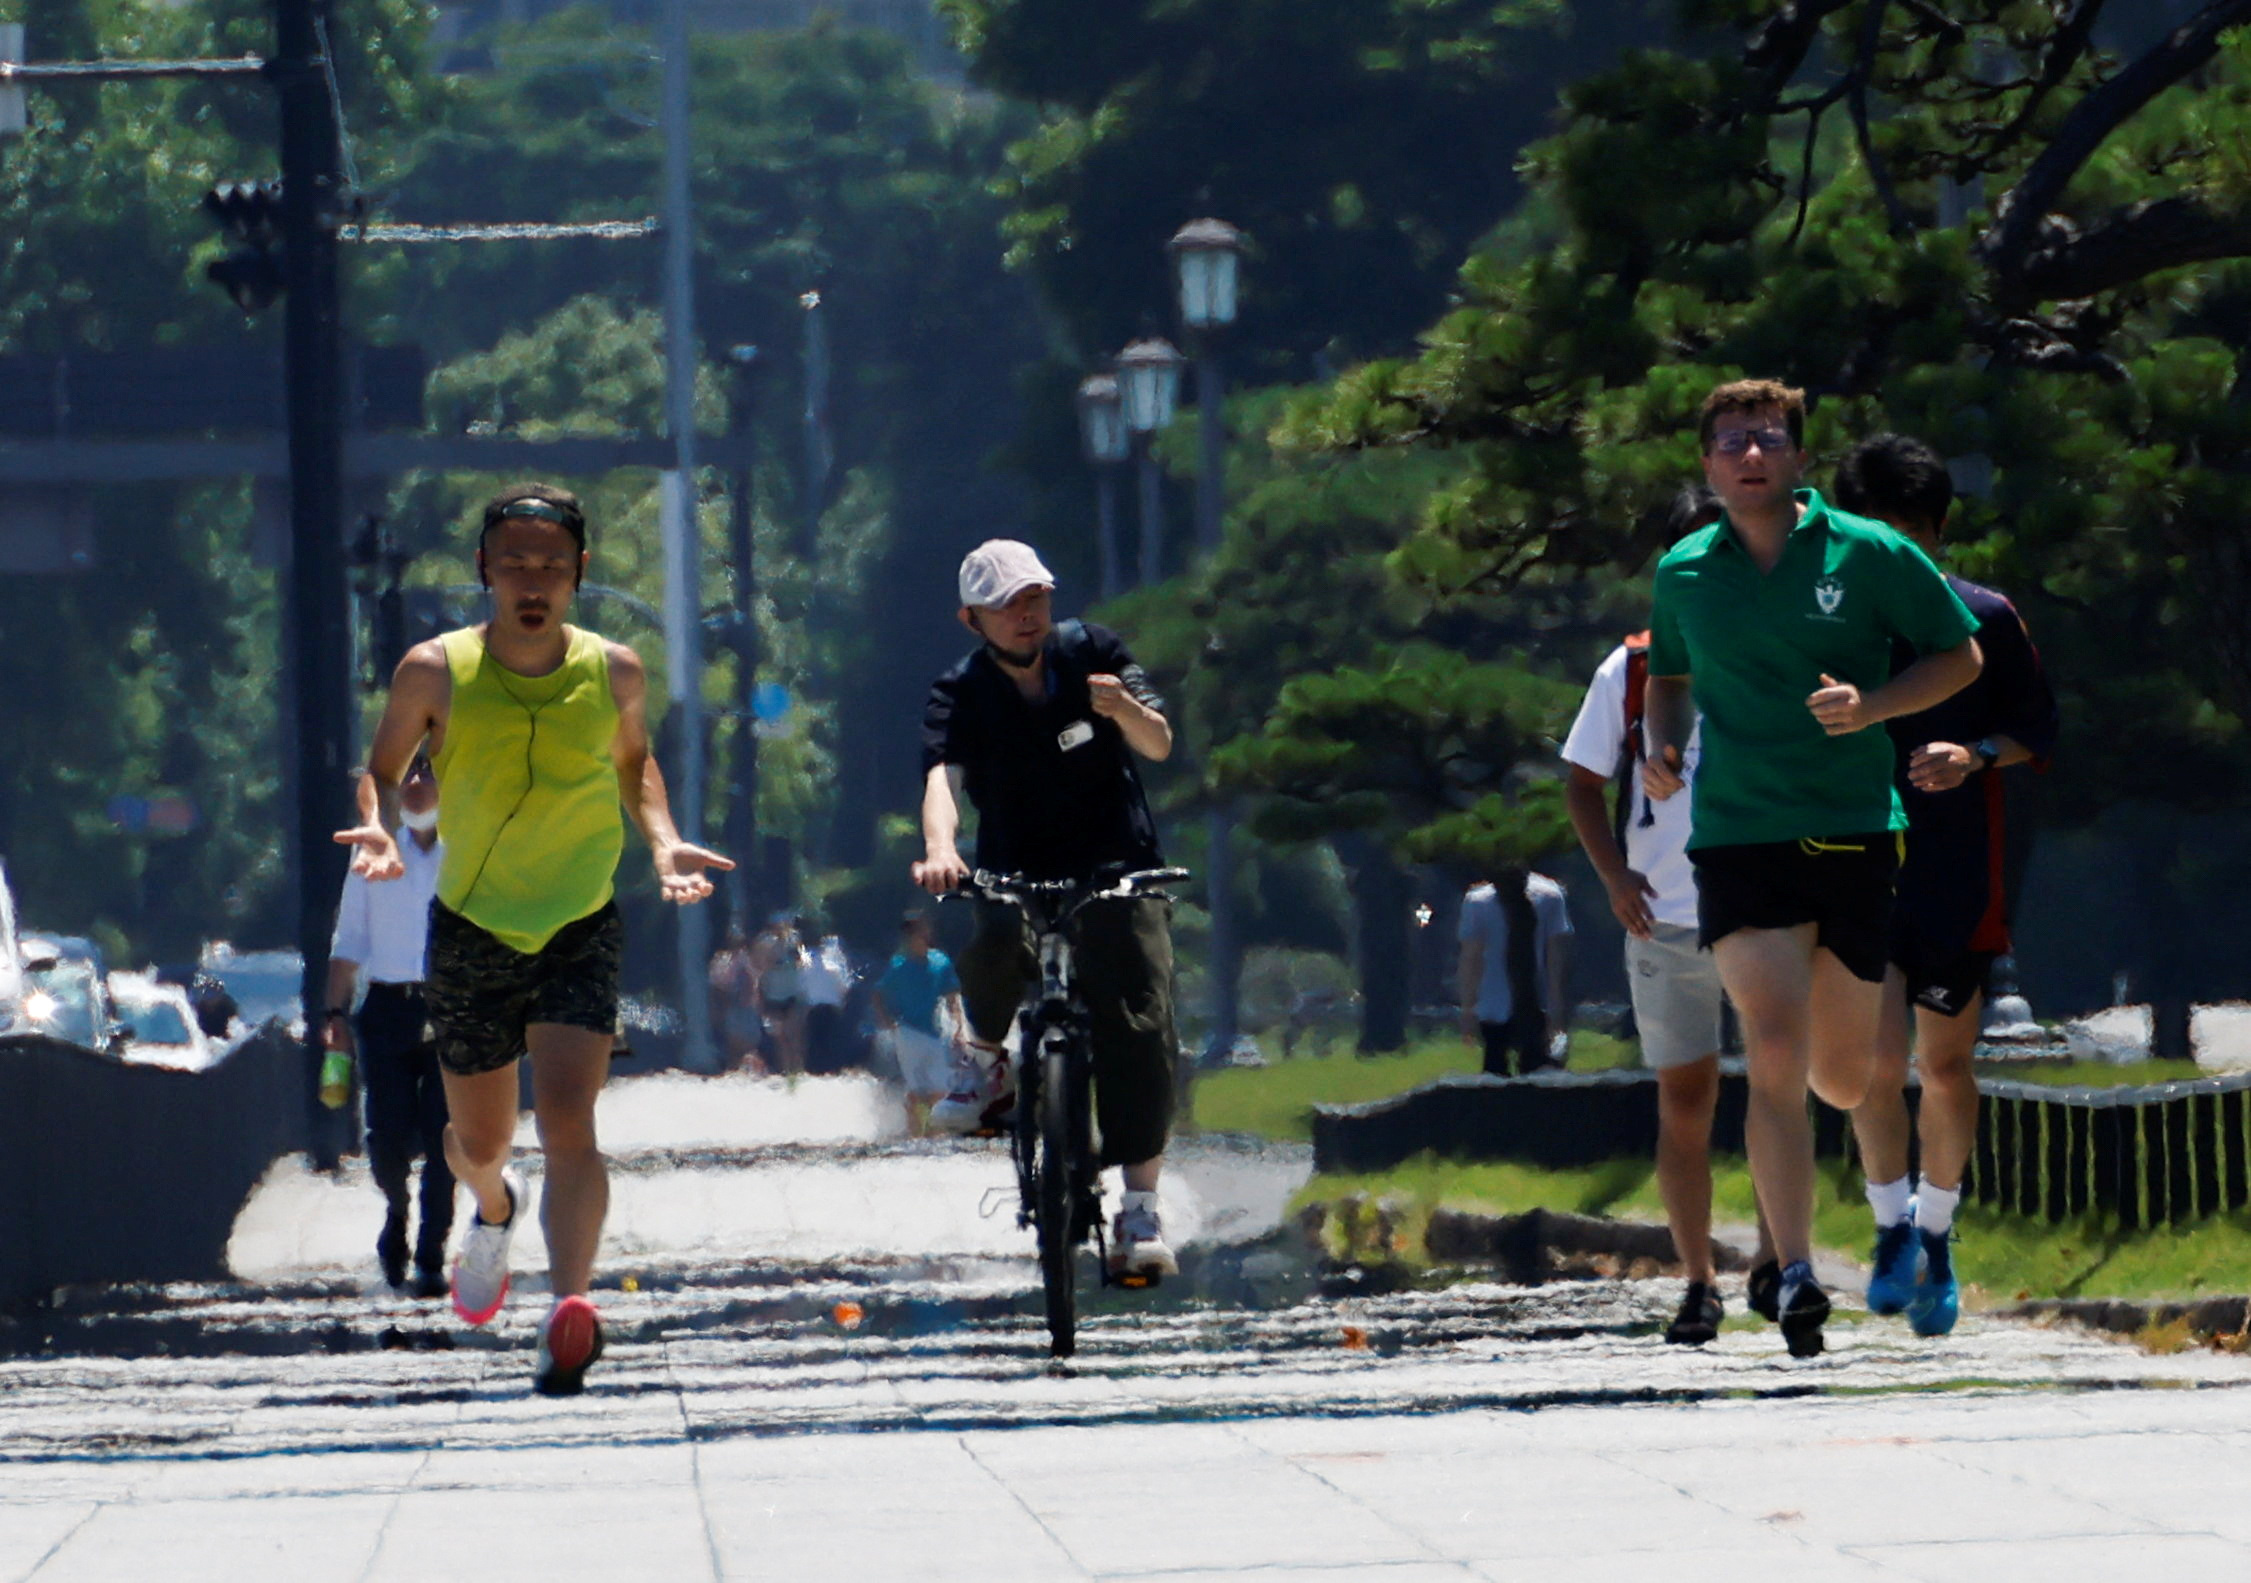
[1970,737,2001,770]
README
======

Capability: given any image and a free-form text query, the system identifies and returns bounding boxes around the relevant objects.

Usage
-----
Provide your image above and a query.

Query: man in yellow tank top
[336,483,731,1396]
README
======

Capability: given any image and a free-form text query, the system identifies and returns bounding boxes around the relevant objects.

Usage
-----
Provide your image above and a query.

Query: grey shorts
[1626,922,1725,1071]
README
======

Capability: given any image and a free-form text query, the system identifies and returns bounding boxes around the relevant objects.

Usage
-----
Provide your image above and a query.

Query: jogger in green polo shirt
[1641,380,1981,1358]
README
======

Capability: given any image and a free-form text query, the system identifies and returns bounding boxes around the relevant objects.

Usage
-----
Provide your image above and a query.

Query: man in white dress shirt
[325,753,454,1295]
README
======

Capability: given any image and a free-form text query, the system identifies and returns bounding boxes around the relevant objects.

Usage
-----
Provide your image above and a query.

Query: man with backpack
[1562,486,1776,1346]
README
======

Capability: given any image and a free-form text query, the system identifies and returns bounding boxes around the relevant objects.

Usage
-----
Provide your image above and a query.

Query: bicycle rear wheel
[1035,1036,1080,1358]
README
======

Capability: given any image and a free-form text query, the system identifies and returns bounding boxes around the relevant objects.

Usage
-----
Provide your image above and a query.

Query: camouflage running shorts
[424,900,623,1076]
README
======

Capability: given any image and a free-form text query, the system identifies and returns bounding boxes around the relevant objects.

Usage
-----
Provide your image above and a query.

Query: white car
[106,971,220,1073]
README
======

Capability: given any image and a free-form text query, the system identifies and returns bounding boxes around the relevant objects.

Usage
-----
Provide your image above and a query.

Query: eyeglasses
[1709,426,1794,457]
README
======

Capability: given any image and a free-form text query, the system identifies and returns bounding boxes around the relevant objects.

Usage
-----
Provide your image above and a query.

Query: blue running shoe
[1907,1230,1960,1337]
[1866,1219,1921,1316]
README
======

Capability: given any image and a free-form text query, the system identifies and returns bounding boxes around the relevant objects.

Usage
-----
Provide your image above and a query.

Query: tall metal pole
[1095,466,1121,603]
[1135,441,1163,588]
[1191,341,1240,1059]
[276,0,351,1155]
[724,348,760,939]
[659,0,714,1071]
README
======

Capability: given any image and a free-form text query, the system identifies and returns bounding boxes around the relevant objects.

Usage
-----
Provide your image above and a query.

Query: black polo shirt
[920,620,1165,881]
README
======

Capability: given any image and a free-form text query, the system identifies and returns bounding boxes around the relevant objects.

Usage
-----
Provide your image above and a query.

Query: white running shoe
[929,1043,1015,1136]
[450,1169,523,1327]
[1109,1194,1178,1281]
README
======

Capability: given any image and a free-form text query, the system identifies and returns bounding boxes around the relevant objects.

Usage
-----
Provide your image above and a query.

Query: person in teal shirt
[873,911,966,1136]
[1642,380,1981,1360]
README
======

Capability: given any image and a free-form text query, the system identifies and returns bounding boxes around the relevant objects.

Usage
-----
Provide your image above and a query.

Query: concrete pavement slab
[29,1492,394,1583]
[1842,1532,2251,1583]
[365,1484,716,1582]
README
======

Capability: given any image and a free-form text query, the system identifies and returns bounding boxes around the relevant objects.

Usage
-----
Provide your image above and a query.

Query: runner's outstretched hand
[1807,673,1872,735]
[333,823,404,882]
[654,841,734,904]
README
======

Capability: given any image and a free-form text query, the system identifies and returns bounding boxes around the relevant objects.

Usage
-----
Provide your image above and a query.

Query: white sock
[1121,1189,1159,1213]
[1865,1175,1912,1228]
[1916,1182,1961,1238]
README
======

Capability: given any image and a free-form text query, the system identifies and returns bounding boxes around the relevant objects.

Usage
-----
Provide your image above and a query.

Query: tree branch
[1847,1,1913,236]
[1743,0,1862,106]
[2019,194,2251,303]
[1980,0,2107,165]
[1985,0,2251,289]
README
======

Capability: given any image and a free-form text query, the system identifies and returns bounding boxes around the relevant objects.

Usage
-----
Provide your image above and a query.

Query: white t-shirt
[330,835,442,985]
[1558,643,1703,932]
[1458,875,1573,1025]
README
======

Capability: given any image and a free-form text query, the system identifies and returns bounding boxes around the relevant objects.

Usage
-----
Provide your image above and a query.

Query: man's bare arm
[608,642,733,903]
[335,641,449,880]
[1088,674,1172,760]
[1640,675,1695,801]
[1565,764,1655,939]
[1808,638,1983,736]
[911,763,971,894]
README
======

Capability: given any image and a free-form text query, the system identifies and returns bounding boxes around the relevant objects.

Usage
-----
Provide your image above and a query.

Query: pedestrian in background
[324,751,454,1298]
[754,913,807,1074]
[799,918,854,1075]
[1457,868,1573,1076]
[873,910,966,1136]
[708,926,763,1074]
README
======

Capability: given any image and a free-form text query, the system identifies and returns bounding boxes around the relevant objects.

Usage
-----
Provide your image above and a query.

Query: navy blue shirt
[921,620,1166,882]
[1888,575,2059,959]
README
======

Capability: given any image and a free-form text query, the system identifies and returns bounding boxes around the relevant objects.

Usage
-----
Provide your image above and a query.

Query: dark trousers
[356,983,457,1270]
[958,896,1175,1168]
[1480,1011,1555,1077]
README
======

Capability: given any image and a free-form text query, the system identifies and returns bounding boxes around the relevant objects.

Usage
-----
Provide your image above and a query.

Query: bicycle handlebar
[941,866,1190,912]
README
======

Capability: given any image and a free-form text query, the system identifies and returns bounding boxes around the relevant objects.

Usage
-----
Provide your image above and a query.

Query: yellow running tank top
[432,624,624,953]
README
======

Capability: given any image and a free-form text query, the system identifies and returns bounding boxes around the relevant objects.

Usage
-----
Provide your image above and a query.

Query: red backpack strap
[1614,632,1652,848]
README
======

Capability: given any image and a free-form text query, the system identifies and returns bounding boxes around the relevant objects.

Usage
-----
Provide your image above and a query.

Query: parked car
[199,943,304,1036]
[106,971,220,1073]
[17,934,117,1052]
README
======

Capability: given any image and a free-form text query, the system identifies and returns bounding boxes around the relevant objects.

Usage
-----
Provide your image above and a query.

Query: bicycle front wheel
[1035,1038,1080,1358]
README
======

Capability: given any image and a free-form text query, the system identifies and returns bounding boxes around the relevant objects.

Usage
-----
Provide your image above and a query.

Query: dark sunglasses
[1709,426,1794,457]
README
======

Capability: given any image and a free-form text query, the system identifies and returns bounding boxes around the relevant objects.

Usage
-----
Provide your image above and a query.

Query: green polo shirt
[1648,488,1977,850]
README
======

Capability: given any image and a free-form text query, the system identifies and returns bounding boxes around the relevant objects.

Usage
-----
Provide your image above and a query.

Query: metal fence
[1310,1064,2251,1230]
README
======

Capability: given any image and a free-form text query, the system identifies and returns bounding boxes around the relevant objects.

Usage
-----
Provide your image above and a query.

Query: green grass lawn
[1300,1150,2251,1306]
[1190,1028,1638,1141]
[1975,1058,2206,1088]
[1193,1031,2250,1304]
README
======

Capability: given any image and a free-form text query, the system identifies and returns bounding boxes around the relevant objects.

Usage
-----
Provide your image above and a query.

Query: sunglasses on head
[1709,426,1794,457]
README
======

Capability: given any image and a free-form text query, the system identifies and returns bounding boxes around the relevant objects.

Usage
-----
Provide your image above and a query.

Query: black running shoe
[377,1214,409,1291]
[1746,1258,1781,1323]
[1776,1260,1830,1359]
[1664,1281,1724,1346]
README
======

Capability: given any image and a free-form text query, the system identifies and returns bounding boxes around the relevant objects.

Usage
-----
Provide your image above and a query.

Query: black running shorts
[1691,833,1902,985]
[425,900,623,1076]
[1893,944,1995,1019]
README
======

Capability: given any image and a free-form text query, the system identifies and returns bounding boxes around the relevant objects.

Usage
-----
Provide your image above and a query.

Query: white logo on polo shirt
[1813,576,1845,618]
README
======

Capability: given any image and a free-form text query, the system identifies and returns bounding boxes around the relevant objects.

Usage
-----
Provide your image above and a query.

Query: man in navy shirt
[1835,435,2059,1337]
[913,540,1181,1279]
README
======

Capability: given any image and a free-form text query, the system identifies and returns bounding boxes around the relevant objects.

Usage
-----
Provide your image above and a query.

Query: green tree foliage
[0,0,427,958]
[1290,0,2251,830]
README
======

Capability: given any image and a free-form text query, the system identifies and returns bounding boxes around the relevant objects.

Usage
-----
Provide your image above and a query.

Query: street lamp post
[1075,372,1128,601]
[1115,335,1182,587]
[1169,217,1246,1062]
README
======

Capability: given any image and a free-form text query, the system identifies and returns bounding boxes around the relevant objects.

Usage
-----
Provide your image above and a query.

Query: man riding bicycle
[912,539,1181,1279]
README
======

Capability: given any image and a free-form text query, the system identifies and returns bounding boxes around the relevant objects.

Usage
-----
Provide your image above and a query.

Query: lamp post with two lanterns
[1114,334,1184,587]
[1074,372,1129,601]
[1167,217,1248,1061]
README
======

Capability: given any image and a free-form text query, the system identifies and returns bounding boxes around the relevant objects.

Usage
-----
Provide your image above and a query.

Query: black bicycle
[950,866,1188,1359]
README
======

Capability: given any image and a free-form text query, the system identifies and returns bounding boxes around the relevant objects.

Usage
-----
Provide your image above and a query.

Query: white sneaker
[450,1169,523,1327]
[930,1043,1015,1135]
[1109,1194,1177,1280]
